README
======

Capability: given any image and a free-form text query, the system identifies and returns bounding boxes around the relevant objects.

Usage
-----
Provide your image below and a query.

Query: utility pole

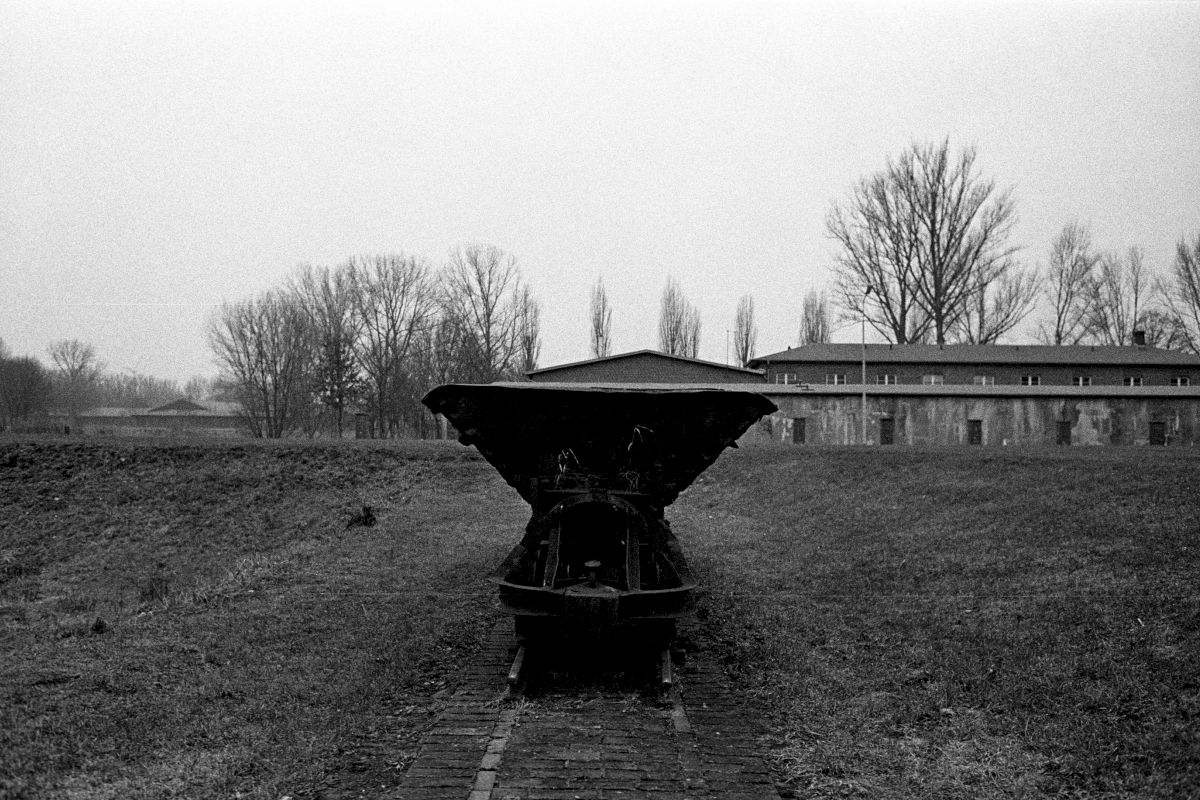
[862,286,872,445]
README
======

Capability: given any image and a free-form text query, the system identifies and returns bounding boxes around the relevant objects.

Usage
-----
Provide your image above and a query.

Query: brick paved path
[395,618,781,800]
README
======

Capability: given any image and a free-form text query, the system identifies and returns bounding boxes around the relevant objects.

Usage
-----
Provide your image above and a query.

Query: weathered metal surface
[422,383,777,505]
[421,383,776,626]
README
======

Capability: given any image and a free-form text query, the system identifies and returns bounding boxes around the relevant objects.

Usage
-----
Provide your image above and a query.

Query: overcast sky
[2,1,1197,383]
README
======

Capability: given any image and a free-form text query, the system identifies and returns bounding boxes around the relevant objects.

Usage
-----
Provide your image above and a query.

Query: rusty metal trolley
[422,383,776,691]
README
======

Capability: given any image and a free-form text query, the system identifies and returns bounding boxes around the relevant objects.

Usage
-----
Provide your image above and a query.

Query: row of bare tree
[1041,223,1200,349]
[828,139,1200,352]
[586,277,826,368]
[588,145,1196,370]
[0,338,203,429]
[0,338,50,429]
[829,139,1032,345]
[207,245,541,439]
[587,276,708,361]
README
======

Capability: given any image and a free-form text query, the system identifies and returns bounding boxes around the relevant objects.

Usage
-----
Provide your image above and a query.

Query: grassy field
[674,445,1200,799]
[0,438,522,799]
[2,438,1198,799]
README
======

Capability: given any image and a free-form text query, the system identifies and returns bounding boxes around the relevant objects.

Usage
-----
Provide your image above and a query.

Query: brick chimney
[1133,330,1147,347]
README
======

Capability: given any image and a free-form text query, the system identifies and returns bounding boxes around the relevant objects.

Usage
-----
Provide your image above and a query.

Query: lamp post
[862,286,872,445]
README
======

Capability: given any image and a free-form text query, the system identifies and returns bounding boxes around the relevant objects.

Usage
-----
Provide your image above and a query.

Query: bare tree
[349,254,435,438]
[1039,221,1100,345]
[293,263,363,437]
[0,356,51,429]
[183,375,216,402]
[658,277,701,358]
[48,339,102,382]
[47,339,104,415]
[442,244,522,382]
[829,140,1019,344]
[733,294,757,366]
[515,283,541,375]
[94,372,182,408]
[589,278,614,359]
[1162,232,1200,354]
[829,171,926,343]
[955,265,1039,344]
[1138,308,1186,350]
[409,310,471,438]
[1086,247,1152,346]
[799,290,831,345]
[208,290,315,438]
[683,306,701,359]
[907,141,1019,343]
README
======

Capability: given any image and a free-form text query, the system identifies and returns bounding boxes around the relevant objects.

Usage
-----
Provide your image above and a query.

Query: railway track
[394,618,782,800]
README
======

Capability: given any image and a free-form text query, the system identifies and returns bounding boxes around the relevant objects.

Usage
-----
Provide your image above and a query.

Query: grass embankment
[673,446,1200,799]
[0,439,523,800]
[4,440,1197,799]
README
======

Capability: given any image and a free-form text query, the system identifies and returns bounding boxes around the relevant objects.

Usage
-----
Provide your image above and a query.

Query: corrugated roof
[750,343,1200,367]
[527,349,764,377]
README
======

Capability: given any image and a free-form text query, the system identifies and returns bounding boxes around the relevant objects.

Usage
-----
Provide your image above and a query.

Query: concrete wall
[764,361,1199,387]
[743,393,1200,446]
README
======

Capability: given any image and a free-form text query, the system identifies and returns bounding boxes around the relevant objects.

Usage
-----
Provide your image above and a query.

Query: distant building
[527,350,764,384]
[522,343,1200,446]
[745,343,1200,446]
[748,342,1200,388]
[75,399,245,437]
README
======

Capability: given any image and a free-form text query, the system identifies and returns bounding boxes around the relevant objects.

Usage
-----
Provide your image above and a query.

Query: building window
[774,372,798,385]
[1170,377,1190,387]
[826,374,846,385]
[973,375,994,386]
[876,374,897,385]
[1124,377,1143,387]
[922,374,944,385]
[1021,375,1040,386]
[1072,376,1091,387]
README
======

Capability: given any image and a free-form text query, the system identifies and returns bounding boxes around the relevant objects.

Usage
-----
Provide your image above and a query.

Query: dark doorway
[1056,420,1072,445]
[1149,420,1166,446]
[880,418,894,445]
[967,419,982,445]
[792,417,806,445]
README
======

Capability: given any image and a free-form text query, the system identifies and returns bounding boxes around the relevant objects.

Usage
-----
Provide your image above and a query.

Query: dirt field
[2,438,1198,799]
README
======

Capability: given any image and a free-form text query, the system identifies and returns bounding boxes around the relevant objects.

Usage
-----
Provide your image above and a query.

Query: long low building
[744,341,1200,446]
[74,399,244,437]
[748,341,1198,388]
[524,347,1200,446]
[750,382,1200,446]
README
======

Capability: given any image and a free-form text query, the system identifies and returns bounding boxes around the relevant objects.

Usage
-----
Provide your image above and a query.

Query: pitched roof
[148,398,209,413]
[749,343,1200,367]
[78,400,242,418]
[527,349,764,377]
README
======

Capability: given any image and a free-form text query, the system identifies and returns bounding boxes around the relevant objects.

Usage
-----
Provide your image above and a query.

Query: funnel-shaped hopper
[422,382,776,628]
[421,383,776,508]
